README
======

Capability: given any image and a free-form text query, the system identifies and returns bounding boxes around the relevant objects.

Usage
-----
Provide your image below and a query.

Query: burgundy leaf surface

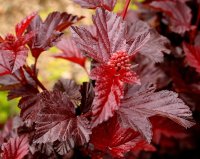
[126,20,170,62]
[0,67,39,100]
[0,34,32,74]
[90,64,139,127]
[15,12,37,37]
[90,65,124,127]
[183,42,200,74]
[150,116,189,145]
[27,12,83,58]
[72,8,168,64]
[73,0,117,11]
[79,82,94,114]
[1,135,29,159]
[0,11,36,75]
[72,8,127,62]
[118,84,195,142]
[55,37,86,68]
[90,115,154,157]
[18,94,40,121]
[34,91,91,150]
[149,0,193,34]
[53,78,81,106]
[73,8,148,127]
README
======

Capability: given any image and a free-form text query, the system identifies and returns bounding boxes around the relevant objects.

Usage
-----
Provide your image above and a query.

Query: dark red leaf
[10,46,28,73]
[90,115,154,157]
[136,56,171,89]
[27,12,83,58]
[1,135,29,159]
[34,91,91,150]
[126,20,170,62]
[127,31,150,57]
[0,50,12,75]
[118,84,195,142]
[53,78,81,106]
[0,67,39,100]
[73,0,117,11]
[72,8,164,63]
[71,26,103,62]
[8,83,39,100]
[79,82,94,114]
[18,94,40,121]
[54,141,74,155]
[0,34,31,74]
[15,12,37,37]
[72,8,127,63]
[90,64,139,127]
[90,65,123,127]
[55,37,86,68]
[183,42,200,74]
[149,0,193,34]
[150,116,189,145]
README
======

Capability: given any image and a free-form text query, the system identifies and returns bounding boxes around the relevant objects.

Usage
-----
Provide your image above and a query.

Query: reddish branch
[122,0,131,20]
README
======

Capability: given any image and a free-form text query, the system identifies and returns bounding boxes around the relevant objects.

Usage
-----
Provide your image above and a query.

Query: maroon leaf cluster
[1,0,199,159]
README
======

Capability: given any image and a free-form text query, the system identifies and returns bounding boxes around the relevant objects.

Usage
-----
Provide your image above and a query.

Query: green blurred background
[0,0,143,124]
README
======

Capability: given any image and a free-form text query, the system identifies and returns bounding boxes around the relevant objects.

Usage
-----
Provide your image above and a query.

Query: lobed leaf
[149,0,193,34]
[72,8,127,63]
[1,135,29,159]
[18,94,40,121]
[90,64,139,127]
[90,65,124,127]
[15,12,37,37]
[55,37,86,68]
[53,78,81,106]
[27,12,83,58]
[90,115,154,157]
[126,20,170,62]
[34,91,91,151]
[118,84,195,142]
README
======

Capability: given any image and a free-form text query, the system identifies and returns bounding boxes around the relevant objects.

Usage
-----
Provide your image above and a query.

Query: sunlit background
[0,0,143,124]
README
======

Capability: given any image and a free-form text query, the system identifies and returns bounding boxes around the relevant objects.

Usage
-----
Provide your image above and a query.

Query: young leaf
[27,12,84,58]
[73,0,117,11]
[149,0,192,34]
[90,64,139,127]
[1,135,29,159]
[72,8,127,62]
[118,84,195,143]
[183,42,200,74]
[34,91,91,150]
[10,46,29,73]
[71,26,103,62]
[72,8,167,64]
[0,32,34,74]
[90,115,154,157]
[90,65,124,127]
[55,37,87,68]
[15,12,37,37]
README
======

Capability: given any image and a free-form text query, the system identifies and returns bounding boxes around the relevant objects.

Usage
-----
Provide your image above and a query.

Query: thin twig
[121,0,132,20]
